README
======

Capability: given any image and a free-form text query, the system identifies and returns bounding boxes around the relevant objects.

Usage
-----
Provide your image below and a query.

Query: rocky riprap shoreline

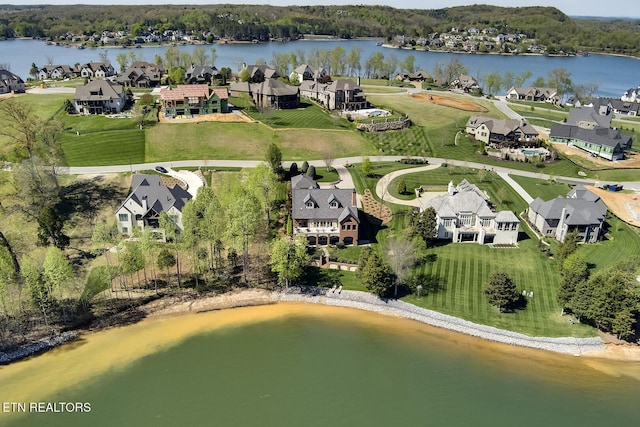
[0,331,78,365]
[276,287,606,355]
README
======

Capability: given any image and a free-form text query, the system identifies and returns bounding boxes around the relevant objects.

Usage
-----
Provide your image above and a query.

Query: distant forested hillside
[0,4,638,56]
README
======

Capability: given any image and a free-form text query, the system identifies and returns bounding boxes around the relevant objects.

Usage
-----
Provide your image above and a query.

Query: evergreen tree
[360,251,394,297]
[484,272,519,312]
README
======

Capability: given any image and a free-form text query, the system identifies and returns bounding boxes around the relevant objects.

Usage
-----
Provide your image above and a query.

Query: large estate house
[527,186,607,243]
[0,69,25,94]
[38,64,74,80]
[160,84,229,117]
[185,65,219,85]
[116,61,163,88]
[291,175,359,246]
[230,79,300,109]
[293,64,328,83]
[299,78,368,111]
[506,86,558,103]
[465,116,538,146]
[549,105,632,161]
[73,80,126,115]
[419,180,520,245]
[115,174,192,239]
[78,61,116,79]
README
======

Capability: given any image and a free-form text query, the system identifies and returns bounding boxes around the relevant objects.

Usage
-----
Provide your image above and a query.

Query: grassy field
[346,163,607,337]
[509,175,571,199]
[507,100,569,112]
[238,99,354,130]
[403,239,596,337]
[363,93,504,158]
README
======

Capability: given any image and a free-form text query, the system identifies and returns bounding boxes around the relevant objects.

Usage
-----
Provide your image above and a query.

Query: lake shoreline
[142,287,640,361]
[1,286,637,366]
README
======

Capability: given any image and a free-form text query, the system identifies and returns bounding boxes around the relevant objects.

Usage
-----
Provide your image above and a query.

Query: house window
[306,202,315,209]
[118,213,128,222]
[547,229,554,235]
[122,227,129,234]
[330,202,338,209]
[188,96,199,104]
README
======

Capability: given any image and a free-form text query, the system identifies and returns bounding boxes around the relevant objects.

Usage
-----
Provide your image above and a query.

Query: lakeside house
[293,64,328,83]
[242,64,279,83]
[160,84,229,117]
[78,61,116,79]
[506,86,559,104]
[465,116,538,147]
[185,64,219,85]
[527,186,607,243]
[73,79,126,115]
[116,61,163,88]
[0,69,25,94]
[299,78,368,111]
[450,74,479,92]
[38,64,74,80]
[589,98,640,117]
[115,174,192,239]
[291,175,359,246]
[419,180,520,245]
[229,79,300,109]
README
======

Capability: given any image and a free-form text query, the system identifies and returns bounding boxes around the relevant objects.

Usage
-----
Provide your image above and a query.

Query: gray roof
[74,80,124,101]
[529,188,607,226]
[229,79,298,97]
[550,124,631,149]
[509,86,557,98]
[495,210,520,222]
[422,180,494,218]
[592,97,640,115]
[326,79,360,93]
[252,79,299,97]
[466,116,538,137]
[567,106,612,129]
[186,64,218,79]
[292,178,358,224]
[291,174,319,190]
[0,69,24,84]
[121,174,192,215]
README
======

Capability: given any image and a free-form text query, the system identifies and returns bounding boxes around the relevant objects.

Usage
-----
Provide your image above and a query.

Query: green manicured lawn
[61,129,146,166]
[241,99,354,130]
[580,215,640,270]
[509,175,571,200]
[386,166,529,214]
[314,168,340,183]
[402,239,596,337]
[508,100,569,112]
[510,105,568,122]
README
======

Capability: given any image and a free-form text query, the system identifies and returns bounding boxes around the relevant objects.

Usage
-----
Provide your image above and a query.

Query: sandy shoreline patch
[139,287,640,361]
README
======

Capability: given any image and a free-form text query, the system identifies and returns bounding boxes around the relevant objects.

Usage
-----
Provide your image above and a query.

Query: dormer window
[303,194,316,209]
[327,194,341,209]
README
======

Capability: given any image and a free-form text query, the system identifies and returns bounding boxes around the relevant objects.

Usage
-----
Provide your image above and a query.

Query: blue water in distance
[2,39,639,98]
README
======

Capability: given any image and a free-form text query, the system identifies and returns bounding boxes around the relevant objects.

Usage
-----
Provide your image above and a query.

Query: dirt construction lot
[411,94,488,112]
[585,185,640,228]
[552,142,640,169]
[159,111,254,124]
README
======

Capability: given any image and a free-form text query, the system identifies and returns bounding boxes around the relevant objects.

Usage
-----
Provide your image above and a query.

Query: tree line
[1,4,639,57]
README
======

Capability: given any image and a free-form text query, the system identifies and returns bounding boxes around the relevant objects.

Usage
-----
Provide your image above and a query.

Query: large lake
[0,304,638,426]
[2,39,640,98]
